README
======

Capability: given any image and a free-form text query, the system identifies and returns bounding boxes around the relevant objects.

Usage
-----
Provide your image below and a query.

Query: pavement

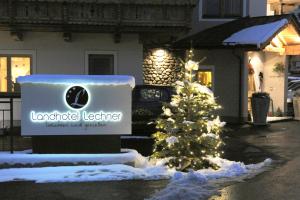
[0,180,169,200]
[0,121,299,200]
[211,120,300,200]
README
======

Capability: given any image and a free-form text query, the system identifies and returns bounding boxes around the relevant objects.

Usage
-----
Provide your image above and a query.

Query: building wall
[248,51,287,115]
[0,31,143,122]
[190,0,267,34]
[143,49,182,86]
[0,31,143,83]
[263,52,287,114]
[249,0,267,17]
[194,49,245,123]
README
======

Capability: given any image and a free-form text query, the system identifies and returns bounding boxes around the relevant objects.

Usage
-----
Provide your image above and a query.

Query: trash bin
[293,96,300,120]
[251,92,270,125]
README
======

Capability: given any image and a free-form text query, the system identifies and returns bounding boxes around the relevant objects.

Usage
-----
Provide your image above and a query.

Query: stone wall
[143,48,182,86]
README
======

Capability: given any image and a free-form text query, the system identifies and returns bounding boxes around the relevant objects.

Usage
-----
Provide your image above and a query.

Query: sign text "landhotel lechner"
[30,111,122,122]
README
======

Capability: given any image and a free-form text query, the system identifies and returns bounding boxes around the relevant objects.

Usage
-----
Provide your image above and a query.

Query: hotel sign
[17,75,134,136]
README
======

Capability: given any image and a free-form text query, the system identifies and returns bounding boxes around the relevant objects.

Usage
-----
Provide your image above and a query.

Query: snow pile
[223,19,288,48]
[0,164,173,183]
[0,149,146,167]
[0,151,271,185]
[0,150,272,199]
[0,149,156,169]
[17,74,136,88]
[148,158,272,200]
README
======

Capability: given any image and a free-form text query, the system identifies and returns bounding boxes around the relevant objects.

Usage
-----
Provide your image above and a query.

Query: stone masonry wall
[143,49,182,86]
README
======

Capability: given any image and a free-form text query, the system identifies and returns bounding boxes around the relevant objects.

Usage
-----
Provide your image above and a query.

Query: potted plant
[251,92,270,125]
[273,62,285,76]
[293,91,300,120]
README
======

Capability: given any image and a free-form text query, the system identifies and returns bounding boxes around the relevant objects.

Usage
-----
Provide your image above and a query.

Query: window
[0,56,31,92]
[197,66,214,90]
[88,54,114,75]
[202,0,243,19]
[85,51,117,75]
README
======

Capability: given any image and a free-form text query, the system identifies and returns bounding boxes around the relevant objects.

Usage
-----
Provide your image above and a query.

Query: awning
[223,19,289,48]
[173,14,300,55]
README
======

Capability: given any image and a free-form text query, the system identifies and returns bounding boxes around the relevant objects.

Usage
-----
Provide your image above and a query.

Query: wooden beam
[264,44,285,55]
[285,45,300,55]
[278,34,287,46]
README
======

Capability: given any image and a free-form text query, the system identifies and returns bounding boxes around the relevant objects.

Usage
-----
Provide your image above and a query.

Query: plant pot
[251,93,270,125]
[293,97,300,120]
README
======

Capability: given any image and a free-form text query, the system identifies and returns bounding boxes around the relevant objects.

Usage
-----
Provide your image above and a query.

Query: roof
[30,0,198,5]
[173,14,300,50]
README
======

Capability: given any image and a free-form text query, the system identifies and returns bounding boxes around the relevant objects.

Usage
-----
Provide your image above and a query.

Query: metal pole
[10,98,13,154]
[2,110,4,129]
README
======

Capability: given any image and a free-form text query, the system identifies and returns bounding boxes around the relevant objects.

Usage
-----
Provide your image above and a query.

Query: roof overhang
[173,15,300,55]
[223,19,300,55]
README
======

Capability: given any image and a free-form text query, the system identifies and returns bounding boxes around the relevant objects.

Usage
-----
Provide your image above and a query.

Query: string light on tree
[151,49,225,171]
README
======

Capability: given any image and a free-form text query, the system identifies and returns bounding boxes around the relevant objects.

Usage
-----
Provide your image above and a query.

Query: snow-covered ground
[0,150,272,200]
[0,149,145,167]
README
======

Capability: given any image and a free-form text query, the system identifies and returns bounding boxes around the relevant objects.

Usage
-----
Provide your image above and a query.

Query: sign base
[32,135,120,154]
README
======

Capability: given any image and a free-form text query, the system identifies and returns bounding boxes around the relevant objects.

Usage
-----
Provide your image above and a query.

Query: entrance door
[88,54,114,75]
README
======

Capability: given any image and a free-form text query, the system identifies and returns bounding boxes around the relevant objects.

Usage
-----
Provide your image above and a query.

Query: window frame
[199,0,247,21]
[84,51,118,75]
[197,65,215,91]
[0,54,32,93]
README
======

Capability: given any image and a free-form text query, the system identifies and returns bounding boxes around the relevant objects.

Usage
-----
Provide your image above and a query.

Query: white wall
[0,31,143,122]
[190,0,267,34]
[0,31,143,83]
[248,51,265,92]
[194,49,245,123]
[263,52,286,114]
[247,51,287,114]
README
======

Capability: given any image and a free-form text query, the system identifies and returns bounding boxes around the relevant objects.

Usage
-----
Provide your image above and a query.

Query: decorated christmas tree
[151,51,225,171]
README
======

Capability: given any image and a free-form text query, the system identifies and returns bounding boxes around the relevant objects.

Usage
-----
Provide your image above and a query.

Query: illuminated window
[0,56,31,92]
[197,66,214,90]
[0,57,7,92]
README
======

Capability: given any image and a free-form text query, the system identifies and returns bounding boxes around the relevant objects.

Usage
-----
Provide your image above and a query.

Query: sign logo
[65,86,89,109]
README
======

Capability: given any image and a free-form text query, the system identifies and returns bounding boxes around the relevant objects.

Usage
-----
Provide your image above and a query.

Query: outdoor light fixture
[153,49,167,62]
[154,49,166,57]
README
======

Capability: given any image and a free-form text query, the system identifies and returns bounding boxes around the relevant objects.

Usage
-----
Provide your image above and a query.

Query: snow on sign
[17,75,135,136]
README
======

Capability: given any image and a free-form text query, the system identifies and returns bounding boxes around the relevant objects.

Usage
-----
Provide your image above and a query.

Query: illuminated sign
[30,111,122,122]
[17,75,134,136]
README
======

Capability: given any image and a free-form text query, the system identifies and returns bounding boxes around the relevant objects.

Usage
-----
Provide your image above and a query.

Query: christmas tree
[151,51,225,171]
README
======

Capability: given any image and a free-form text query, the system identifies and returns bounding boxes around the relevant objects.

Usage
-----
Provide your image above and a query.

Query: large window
[202,0,243,19]
[0,56,31,92]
